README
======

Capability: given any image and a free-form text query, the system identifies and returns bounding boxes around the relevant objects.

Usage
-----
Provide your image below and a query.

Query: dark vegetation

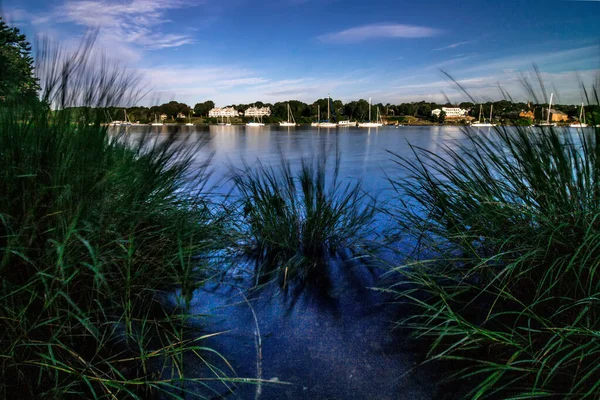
[385,77,600,397]
[232,153,376,285]
[0,29,234,398]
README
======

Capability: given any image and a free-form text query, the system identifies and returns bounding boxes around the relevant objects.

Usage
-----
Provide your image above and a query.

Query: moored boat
[279,103,297,126]
[358,98,383,128]
[471,104,496,127]
[570,103,588,128]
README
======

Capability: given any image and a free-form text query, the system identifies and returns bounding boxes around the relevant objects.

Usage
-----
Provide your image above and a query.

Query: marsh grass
[0,34,233,398]
[385,79,600,398]
[232,152,376,284]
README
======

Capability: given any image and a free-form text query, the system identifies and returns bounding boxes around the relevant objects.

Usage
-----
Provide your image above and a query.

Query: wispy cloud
[432,40,473,51]
[425,54,477,70]
[41,0,201,50]
[318,23,441,43]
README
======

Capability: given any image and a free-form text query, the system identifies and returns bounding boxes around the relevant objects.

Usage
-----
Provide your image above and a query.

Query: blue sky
[4,0,600,105]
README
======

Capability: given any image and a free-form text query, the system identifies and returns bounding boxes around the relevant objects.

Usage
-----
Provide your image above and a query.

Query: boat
[246,114,265,127]
[358,98,383,128]
[535,93,558,127]
[311,105,321,127]
[337,120,356,127]
[279,103,297,127]
[150,114,163,126]
[570,103,588,128]
[471,104,496,127]
[120,110,132,126]
[319,95,337,128]
[185,113,194,126]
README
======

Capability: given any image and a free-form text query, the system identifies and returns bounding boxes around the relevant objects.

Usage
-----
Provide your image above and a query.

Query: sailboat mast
[369,98,372,122]
[547,93,554,124]
[328,95,331,121]
[489,104,493,122]
[318,105,320,122]
[581,103,585,123]
[479,105,483,123]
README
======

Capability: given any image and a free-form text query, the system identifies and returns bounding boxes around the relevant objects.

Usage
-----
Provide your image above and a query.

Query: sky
[3,0,600,106]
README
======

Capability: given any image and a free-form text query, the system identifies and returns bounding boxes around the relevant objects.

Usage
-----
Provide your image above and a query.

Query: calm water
[121,125,490,399]
[187,124,470,194]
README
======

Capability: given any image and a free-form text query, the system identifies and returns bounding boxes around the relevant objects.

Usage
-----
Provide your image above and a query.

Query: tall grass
[0,34,231,398]
[232,153,376,284]
[386,82,600,398]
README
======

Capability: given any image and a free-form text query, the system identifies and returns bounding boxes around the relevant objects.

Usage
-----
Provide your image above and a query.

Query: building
[519,110,535,120]
[160,113,168,121]
[244,106,271,117]
[549,109,568,122]
[431,107,469,119]
[208,107,240,118]
[176,112,186,119]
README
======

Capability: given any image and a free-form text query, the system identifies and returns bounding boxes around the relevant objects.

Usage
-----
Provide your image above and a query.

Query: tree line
[95,98,600,124]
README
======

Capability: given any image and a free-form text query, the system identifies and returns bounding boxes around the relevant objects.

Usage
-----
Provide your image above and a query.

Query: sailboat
[121,110,132,126]
[358,98,383,128]
[150,114,163,126]
[279,103,297,126]
[535,93,558,127]
[311,105,320,127]
[319,95,337,128]
[185,113,194,126]
[570,103,588,128]
[246,112,265,127]
[471,104,496,127]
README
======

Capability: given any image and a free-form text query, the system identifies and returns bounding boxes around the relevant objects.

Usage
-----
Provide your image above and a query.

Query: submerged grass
[232,152,376,284]
[0,35,232,398]
[386,79,600,398]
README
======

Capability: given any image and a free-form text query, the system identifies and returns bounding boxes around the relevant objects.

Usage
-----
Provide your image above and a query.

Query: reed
[383,67,600,398]
[385,76,600,397]
[0,34,232,398]
[232,152,376,283]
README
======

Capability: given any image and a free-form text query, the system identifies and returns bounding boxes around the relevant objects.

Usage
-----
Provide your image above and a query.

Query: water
[120,125,481,399]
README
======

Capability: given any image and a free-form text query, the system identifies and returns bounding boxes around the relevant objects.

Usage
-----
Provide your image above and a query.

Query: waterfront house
[519,110,535,120]
[160,113,168,121]
[431,107,469,119]
[549,109,568,122]
[244,106,272,117]
[208,107,240,118]
[176,112,186,119]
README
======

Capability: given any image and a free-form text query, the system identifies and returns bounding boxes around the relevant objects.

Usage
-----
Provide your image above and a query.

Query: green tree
[438,110,446,124]
[0,17,39,101]
[193,100,215,117]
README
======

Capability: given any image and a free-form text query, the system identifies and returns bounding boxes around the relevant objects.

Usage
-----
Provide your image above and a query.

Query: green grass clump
[386,85,600,398]
[232,153,375,284]
[0,36,231,398]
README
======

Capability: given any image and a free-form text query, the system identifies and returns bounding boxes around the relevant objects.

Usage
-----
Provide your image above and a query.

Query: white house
[431,107,468,118]
[208,107,240,118]
[244,106,271,117]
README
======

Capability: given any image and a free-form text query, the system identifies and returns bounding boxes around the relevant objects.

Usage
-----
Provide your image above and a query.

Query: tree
[193,101,215,117]
[0,17,39,101]
[439,110,446,124]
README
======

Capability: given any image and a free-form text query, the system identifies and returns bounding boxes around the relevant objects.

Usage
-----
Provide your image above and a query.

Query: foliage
[0,16,39,101]
[386,83,600,397]
[193,100,215,117]
[0,34,232,398]
[232,153,376,284]
[438,110,446,123]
